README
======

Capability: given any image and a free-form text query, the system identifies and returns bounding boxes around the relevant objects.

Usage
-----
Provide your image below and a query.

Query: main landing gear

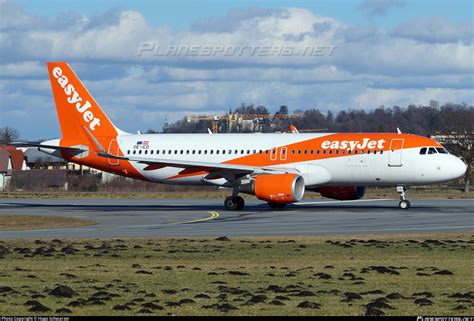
[224,195,245,210]
[397,186,411,209]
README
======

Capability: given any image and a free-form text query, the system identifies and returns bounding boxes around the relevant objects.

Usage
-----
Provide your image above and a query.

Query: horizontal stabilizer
[10,142,86,153]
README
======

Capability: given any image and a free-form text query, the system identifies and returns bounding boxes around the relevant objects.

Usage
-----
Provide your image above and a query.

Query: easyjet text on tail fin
[47,62,126,140]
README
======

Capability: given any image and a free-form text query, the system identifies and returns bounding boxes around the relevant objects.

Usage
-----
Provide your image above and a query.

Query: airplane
[14,62,467,210]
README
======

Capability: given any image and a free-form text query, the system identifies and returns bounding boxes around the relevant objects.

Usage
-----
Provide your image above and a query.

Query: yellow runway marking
[168,211,220,225]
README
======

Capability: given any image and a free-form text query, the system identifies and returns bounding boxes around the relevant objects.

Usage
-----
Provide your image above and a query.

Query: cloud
[357,0,404,16]
[392,17,474,44]
[0,0,472,139]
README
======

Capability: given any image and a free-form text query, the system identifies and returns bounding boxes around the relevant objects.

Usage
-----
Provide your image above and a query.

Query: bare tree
[0,126,19,144]
[436,104,473,192]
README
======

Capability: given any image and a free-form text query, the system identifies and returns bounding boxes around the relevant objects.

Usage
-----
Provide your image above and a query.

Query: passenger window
[228,150,232,154]
[420,147,427,155]
[157,150,160,155]
[348,150,351,154]
[329,150,332,154]
[133,150,136,155]
[341,150,345,154]
[259,150,262,154]
[428,147,437,154]
[186,150,189,154]
[241,150,244,154]
[174,150,178,154]
[198,150,201,154]
[380,150,383,154]
[145,150,148,154]
[192,150,195,154]
[265,150,269,154]
[291,150,295,154]
[298,150,301,154]
[316,150,320,154]
[323,150,326,154]
[247,150,250,154]
[436,147,447,154]
[180,150,183,154]
[210,150,214,154]
[127,150,130,154]
[335,150,339,154]
[354,150,358,154]
[139,150,142,155]
[204,150,208,154]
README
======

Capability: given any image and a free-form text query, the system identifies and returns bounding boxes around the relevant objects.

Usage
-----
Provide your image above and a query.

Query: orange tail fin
[47,62,126,141]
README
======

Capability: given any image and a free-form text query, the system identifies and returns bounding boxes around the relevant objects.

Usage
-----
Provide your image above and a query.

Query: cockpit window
[436,147,448,154]
[420,147,427,155]
[428,147,437,154]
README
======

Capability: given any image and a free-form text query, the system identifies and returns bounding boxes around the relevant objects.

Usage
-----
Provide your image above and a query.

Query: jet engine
[240,174,305,204]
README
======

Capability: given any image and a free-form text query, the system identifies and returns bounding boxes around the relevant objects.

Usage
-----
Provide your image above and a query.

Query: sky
[1,0,473,139]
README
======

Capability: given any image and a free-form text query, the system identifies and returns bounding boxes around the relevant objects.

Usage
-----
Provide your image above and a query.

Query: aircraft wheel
[399,200,411,209]
[235,196,245,210]
[268,202,287,209]
[224,196,243,211]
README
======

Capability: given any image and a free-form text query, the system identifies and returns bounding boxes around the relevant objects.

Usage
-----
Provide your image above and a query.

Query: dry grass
[1,187,472,200]
[0,215,96,230]
[0,232,472,316]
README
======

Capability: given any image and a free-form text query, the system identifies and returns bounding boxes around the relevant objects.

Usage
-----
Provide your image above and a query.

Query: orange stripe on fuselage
[165,133,440,180]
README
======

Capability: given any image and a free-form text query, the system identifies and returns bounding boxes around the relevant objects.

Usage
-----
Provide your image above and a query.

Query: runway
[0,198,473,239]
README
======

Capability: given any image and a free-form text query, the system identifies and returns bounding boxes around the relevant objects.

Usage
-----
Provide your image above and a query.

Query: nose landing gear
[397,186,411,209]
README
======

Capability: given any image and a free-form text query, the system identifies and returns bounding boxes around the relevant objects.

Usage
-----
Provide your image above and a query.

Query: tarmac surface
[0,198,473,239]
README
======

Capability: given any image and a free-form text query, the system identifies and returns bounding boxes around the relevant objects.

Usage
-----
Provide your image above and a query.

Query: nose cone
[449,156,467,180]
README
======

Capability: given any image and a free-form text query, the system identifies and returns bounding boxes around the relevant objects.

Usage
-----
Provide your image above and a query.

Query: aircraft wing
[96,151,298,178]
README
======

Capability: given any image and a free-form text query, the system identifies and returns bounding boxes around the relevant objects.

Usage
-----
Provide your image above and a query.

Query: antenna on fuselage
[396,127,402,134]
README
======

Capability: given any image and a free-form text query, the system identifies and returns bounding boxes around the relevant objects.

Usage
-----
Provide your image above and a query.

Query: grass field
[0,233,473,316]
[0,215,96,230]
[1,187,472,200]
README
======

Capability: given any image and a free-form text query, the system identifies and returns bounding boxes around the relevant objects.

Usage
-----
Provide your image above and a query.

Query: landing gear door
[388,139,404,167]
[107,139,120,166]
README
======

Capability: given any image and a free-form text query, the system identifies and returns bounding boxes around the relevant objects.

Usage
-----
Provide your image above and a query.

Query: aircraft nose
[449,156,467,179]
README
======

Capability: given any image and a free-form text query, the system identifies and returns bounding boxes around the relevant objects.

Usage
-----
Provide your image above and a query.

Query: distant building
[0,145,26,191]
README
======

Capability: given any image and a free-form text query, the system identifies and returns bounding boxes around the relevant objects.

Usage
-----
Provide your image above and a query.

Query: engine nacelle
[241,174,305,204]
[317,186,366,201]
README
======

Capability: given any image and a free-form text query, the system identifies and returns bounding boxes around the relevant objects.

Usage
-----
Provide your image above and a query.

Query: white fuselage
[101,132,466,188]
